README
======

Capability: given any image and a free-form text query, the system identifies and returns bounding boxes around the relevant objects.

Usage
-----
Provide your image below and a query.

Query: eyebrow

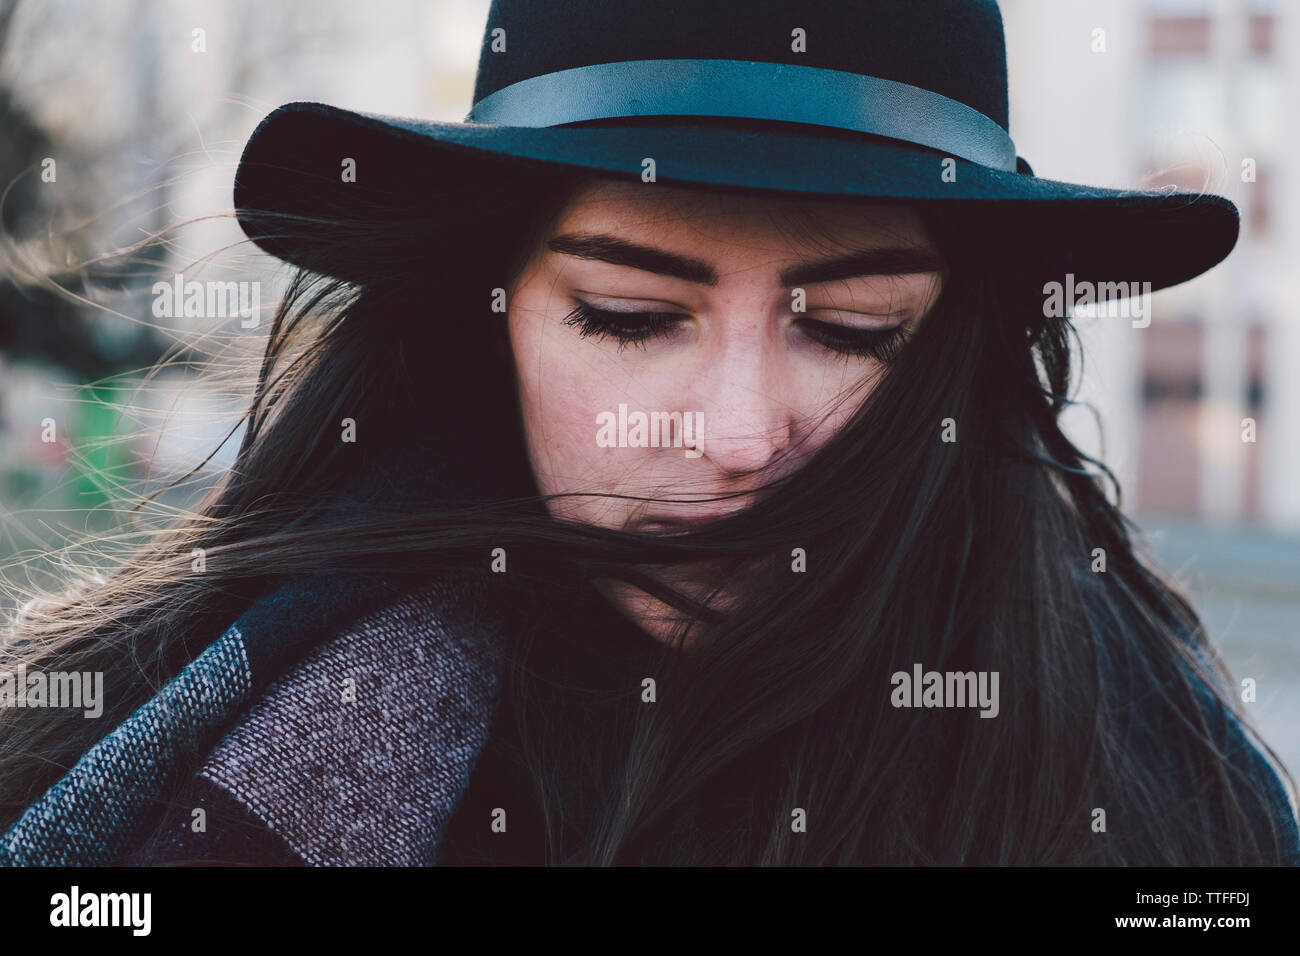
[546,232,945,287]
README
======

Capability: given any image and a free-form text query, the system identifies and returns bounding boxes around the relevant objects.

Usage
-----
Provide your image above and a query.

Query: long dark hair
[1,165,1294,865]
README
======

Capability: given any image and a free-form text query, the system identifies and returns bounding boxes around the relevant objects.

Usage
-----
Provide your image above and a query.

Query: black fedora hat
[233,0,1238,293]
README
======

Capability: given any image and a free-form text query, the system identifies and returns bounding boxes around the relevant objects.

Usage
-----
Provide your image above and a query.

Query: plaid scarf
[0,566,508,866]
[0,398,527,866]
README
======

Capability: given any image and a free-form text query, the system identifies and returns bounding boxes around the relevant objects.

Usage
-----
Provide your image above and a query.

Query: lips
[633,512,741,533]
[637,520,701,534]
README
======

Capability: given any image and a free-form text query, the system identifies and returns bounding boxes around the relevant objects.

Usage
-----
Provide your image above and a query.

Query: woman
[2,0,1297,866]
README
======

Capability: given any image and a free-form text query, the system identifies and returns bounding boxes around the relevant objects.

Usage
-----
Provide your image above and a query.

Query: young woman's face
[507,178,945,643]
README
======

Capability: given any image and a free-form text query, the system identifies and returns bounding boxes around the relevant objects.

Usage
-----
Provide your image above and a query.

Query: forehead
[547,178,936,257]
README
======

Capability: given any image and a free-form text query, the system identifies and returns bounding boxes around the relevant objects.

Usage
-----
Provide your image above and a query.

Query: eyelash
[561,300,913,362]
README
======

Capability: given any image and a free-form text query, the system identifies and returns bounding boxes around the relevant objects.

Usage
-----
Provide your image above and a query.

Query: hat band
[465,58,1019,172]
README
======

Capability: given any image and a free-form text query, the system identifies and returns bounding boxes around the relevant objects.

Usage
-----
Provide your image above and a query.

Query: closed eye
[795,317,912,362]
[562,299,914,363]
[561,301,683,349]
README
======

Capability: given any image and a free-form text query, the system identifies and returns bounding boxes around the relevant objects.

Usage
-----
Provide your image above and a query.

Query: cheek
[508,308,633,515]
[791,354,884,441]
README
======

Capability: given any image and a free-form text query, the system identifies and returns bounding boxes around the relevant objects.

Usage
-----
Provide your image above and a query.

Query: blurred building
[1003,0,1300,531]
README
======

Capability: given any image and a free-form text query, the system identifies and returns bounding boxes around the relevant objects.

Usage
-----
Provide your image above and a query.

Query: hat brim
[234,101,1238,294]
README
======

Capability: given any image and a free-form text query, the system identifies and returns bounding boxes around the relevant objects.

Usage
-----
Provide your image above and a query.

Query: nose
[684,322,795,477]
